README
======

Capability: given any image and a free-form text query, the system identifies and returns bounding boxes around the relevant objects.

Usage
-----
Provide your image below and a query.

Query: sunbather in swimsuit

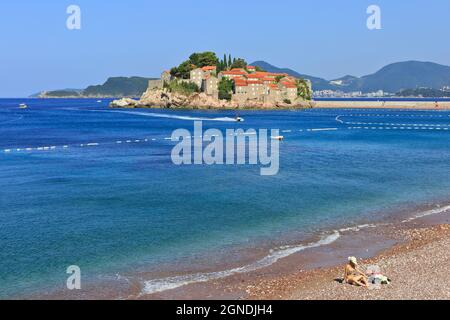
[344,257,369,288]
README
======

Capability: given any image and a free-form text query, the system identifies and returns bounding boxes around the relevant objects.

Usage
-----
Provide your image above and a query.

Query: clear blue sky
[1,0,450,97]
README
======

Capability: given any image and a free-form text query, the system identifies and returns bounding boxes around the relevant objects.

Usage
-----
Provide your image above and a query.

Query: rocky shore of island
[109,88,315,110]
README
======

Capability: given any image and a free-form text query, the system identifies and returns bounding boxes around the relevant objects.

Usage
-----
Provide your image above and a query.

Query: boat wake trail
[103,110,239,122]
[141,231,340,295]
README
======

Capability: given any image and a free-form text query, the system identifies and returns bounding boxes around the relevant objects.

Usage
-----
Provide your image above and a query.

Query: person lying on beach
[344,256,369,288]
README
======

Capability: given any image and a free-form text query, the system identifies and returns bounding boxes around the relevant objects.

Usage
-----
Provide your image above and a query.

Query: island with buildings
[110,52,314,109]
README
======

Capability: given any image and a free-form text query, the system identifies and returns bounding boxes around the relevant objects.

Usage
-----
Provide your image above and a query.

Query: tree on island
[170,52,251,78]
[170,61,195,79]
[188,52,219,68]
[296,79,312,100]
[230,58,247,69]
[218,78,233,101]
[170,52,219,79]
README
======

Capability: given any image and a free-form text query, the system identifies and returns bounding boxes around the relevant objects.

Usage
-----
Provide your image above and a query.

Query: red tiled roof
[202,66,217,71]
[280,81,297,88]
[247,80,263,85]
[234,79,248,87]
[231,68,246,72]
[221,70,247,76]
[247,66,256,69]
[254,71,269,76]
[262,77,275,82]
[269,84,279,90]
[247,74,265,79]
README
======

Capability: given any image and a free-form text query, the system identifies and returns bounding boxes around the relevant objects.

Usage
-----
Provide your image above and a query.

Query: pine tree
[228,54,232,69]
[223,54,227,69]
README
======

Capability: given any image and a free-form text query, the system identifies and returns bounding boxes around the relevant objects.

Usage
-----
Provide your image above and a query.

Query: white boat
[19,103,28,109]
[235,117,244,122]
[97,100,102,103]
[271,135,284,141]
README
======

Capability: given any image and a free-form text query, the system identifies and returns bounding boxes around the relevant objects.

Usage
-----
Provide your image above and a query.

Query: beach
[245,219,450,300]
[137,206,450,300]
[314,100,450,110]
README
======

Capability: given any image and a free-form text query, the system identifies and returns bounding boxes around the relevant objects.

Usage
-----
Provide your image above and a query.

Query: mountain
[250,61,335,90]
[251,60,450,93]
[358,61,450,93]
[35,77,157,98]
[329,75,360,88]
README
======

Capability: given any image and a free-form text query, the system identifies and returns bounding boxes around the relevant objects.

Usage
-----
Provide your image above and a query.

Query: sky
[1,0,450,97]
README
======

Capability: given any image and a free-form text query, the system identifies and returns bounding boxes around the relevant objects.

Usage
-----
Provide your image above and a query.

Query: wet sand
[314,100,450,110]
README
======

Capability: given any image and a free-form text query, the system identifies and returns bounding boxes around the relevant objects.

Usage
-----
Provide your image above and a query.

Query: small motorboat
[271,135,284,141]
[235,117,244,122]
[19,103,28,109]
[97,100,102,103]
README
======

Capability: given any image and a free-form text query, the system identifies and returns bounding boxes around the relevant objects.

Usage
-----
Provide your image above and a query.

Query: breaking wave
[141,231,340,295]
[402,204,450,223]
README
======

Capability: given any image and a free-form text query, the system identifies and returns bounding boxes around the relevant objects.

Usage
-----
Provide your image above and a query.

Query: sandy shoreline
[314,100,450,110]
[135,203,450,301]
[245,221,450,300]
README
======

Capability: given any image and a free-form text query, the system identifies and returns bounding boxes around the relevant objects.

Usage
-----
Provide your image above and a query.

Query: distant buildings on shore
[314,86,450,98]
[313,89,391,98]
[149,66,311,103]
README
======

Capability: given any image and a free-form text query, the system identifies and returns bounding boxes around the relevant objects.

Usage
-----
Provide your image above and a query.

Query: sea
[1,98,450,298]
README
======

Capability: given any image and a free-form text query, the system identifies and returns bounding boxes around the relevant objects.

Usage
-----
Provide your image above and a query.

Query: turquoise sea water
[1,99,450,298]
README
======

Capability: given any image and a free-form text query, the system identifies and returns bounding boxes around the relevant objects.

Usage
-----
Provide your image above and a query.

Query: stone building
[279,81,298,101]
[190,68,204,88]
[202,75,219,99]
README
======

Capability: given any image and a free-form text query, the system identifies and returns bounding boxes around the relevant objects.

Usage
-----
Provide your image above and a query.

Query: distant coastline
[314,99,450,109]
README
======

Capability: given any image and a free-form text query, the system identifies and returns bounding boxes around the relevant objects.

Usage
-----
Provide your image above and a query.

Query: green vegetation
[230,58,247,69]
[218,78,233,101]
[296,79,312,100]
[275,75,284,83]
[43,90,82,97]
[188,52,219,68]
[397,88,450,98]
[170,61,195,79]
[170,52,219,79]
[217,54,248,73]
[83,77,152,97]
[163,79,200,96]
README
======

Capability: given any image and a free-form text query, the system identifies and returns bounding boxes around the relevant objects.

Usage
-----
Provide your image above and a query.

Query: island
[110,52,315,110]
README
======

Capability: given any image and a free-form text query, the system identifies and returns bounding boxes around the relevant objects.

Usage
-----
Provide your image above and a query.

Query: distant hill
[35,77,157,98]
[251,60,450,93]
[358,61,450,93]
[250,61,335,90]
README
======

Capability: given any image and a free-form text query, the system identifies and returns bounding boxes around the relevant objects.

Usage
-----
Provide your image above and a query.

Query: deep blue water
[1,98,450,297]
